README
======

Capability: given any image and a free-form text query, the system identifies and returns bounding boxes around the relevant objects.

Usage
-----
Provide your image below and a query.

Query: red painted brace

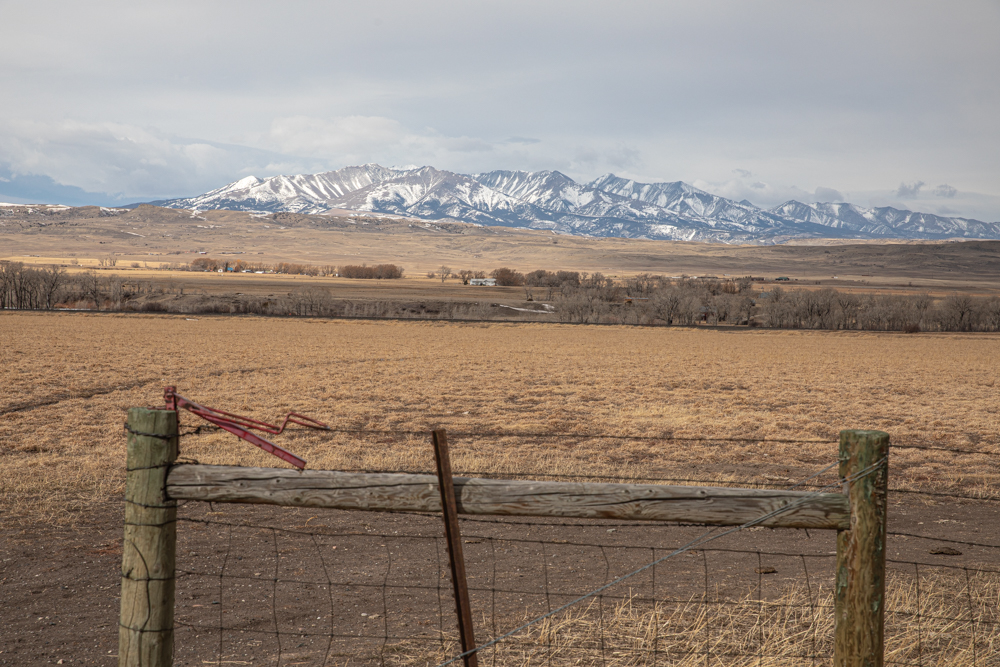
[164,386,325,469]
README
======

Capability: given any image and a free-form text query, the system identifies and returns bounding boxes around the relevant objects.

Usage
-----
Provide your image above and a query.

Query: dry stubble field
[2,311,999,665]
[2,311,999,521]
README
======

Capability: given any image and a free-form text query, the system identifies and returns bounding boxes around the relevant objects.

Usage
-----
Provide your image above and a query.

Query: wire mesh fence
[168,505,999,666]
[119,419,1000,667]
[149,433,997,665]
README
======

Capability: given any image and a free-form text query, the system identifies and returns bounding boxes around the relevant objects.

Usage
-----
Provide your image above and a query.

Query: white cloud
[0,119,372,199]
[692,177,816,209]
[895,181,925,198]
[0,120,244,197]
[0,115,646,199]
[0,2,998,219]
[252,115,498,170]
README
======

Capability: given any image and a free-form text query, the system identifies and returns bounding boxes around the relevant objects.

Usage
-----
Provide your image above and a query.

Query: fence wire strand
[161,425,1000,667]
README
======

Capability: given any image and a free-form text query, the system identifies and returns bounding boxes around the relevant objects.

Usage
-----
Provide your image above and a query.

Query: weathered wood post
[834,429,889,667]
[119,408,178,667]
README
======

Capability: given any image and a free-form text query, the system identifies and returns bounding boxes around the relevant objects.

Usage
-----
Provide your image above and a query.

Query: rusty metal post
[432,429,479,667]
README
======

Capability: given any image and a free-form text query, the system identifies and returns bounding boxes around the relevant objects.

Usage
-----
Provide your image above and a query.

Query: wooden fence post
[834,429,889,667]
[119,408,178,667]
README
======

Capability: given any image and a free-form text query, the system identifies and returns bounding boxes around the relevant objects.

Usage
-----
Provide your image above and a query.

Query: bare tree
[651,288,682,325]
[81,271,104,309]
[438,266,452,283]
[941,294,978,331]
[107,275,126,307]
[982,297,1000,331]
[299,286,332,316]
[836,292,859,329]
[0,261,16,309]
[39,265,65,309]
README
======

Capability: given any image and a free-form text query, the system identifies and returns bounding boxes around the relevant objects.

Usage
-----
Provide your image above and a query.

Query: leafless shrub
[339,264,405,279]
[491,267,526,286]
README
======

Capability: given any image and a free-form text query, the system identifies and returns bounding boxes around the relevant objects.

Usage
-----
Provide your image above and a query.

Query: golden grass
[1,311,999,525]
[390,573,1000,666]
[3,311,998,665]
[5,204,1000,291]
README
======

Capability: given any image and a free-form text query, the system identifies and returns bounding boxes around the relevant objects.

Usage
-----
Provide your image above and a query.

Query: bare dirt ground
[2,498,998,666]
[2,313,999,664]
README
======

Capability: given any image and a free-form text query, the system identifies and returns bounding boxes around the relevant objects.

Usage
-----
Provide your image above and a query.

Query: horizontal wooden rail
[166,464,849,529]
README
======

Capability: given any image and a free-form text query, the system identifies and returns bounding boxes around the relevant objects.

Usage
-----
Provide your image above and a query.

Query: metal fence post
[119,408,178,667]
[432,429,479,667]
[834,429,889,667]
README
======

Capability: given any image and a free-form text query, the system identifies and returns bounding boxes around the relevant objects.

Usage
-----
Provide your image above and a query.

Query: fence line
[172,421,1000,454]
[435,460,885,667]
[118,409,1000,666]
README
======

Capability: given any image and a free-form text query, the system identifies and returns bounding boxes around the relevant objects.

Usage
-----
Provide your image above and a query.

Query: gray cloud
[0,1,997,219]
[570,146,641,171]
[813,186,845,202]
[895,181,925,198]
[934,184,958,198]
[0,120,322,199]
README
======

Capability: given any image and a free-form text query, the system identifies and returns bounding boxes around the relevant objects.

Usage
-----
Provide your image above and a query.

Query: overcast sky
[2,1,999,220]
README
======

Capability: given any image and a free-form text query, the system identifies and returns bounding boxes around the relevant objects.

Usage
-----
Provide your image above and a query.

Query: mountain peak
[232,175,261,188]
[157,165,1000,243]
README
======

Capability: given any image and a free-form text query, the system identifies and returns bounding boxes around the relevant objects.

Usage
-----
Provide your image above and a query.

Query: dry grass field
[3,311,999,665]
[2,311,998,524]
[399,575,999,666]
[4,204,1000,293]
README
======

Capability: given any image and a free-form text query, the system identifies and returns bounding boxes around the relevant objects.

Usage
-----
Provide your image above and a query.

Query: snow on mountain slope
[331,167,555,227]
[770,201,1000,239]
[158,164,405,214]
[473,170,613,212]
[588,173,796,232]
[157,163,1000,243]
[473,169,693,229]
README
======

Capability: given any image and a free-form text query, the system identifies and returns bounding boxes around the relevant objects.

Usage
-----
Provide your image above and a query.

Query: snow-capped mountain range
[153,164,1000,243]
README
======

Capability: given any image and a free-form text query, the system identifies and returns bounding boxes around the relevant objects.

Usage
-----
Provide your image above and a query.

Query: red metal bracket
[164,386,328,469]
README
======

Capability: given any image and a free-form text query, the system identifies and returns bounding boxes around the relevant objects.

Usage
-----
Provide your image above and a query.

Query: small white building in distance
[469,278,497,286]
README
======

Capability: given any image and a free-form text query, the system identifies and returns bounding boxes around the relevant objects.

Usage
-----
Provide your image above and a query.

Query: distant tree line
[439,267,583,288]
[0,261,158,311]
[551,274,1000,332]
[186,258,404,279]
[5,258,1000,332]
[337,264,404,279]
[0,262,66,310]
[189,258,271,272]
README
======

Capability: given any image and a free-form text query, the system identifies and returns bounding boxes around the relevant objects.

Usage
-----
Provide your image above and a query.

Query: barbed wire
[155,422,1000,666]
[886,532,1000,551]
[172,422,1000,455]
[435,457,888,667]
[889,443,1000,457]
